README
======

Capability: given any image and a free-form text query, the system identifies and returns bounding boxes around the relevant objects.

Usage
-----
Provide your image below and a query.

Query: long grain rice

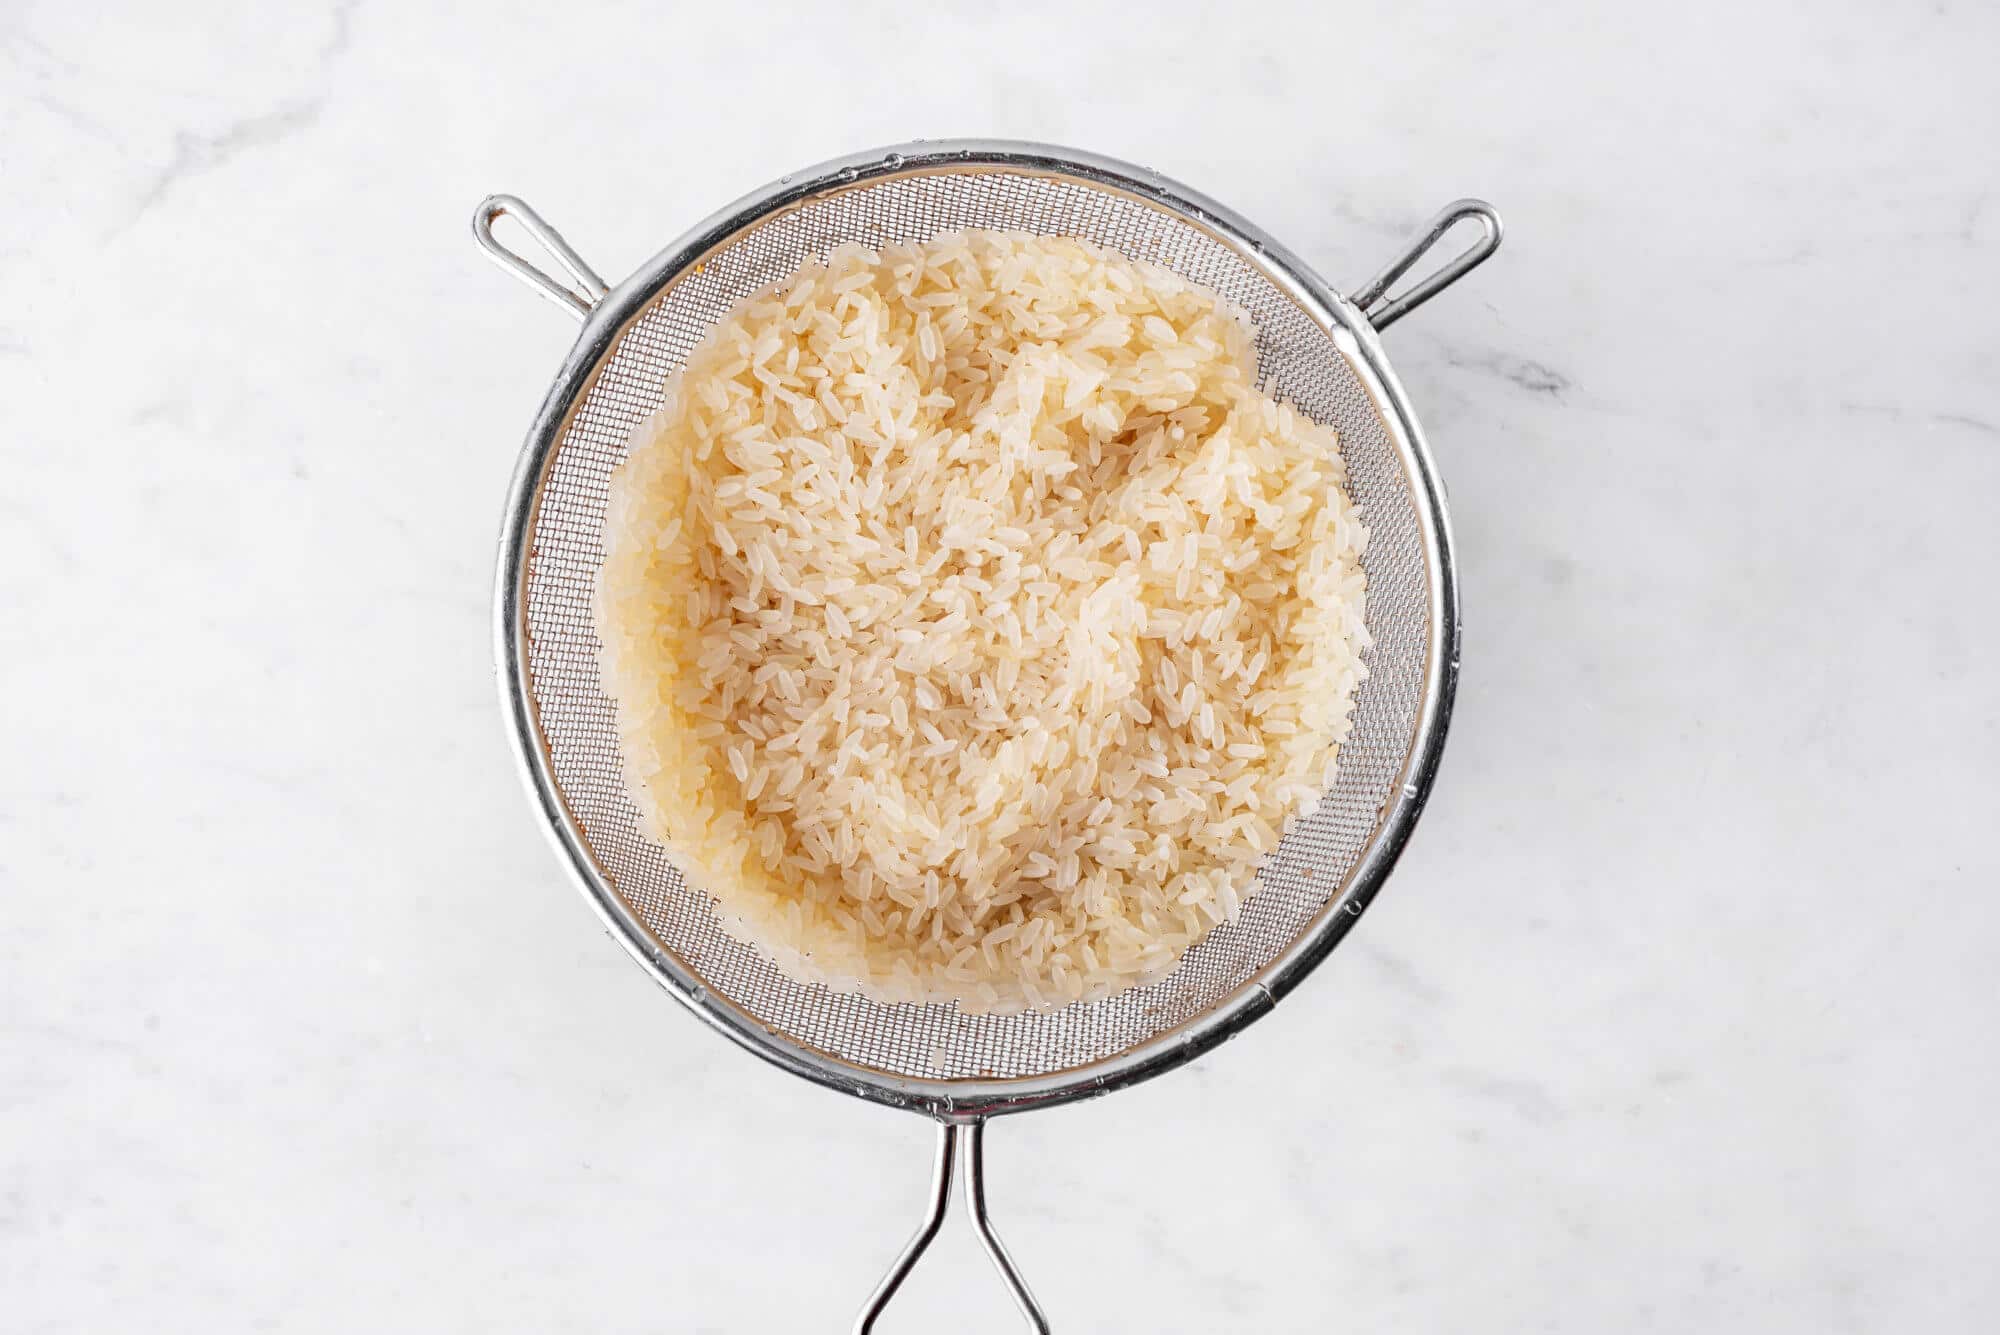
[596,230,1368,1013]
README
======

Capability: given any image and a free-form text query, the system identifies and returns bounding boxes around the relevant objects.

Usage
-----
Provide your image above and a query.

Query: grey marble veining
[4,1,1997,1330]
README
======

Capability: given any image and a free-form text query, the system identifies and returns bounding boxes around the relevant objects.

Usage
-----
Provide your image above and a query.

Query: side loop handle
[471,194,610,322]
[1347,198,1503,331]
[854,1119,1051,1334]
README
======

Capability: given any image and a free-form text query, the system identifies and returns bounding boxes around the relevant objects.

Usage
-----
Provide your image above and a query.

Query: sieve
[473,140,1500,1331]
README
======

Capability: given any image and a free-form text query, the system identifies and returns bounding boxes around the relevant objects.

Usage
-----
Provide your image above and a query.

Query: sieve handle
[854,1119,1051,1334]
[1347,198,1503,331]
[471,195,610,321]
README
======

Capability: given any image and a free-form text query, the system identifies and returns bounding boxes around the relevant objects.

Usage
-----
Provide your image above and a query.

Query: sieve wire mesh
[516,168,1430,1085]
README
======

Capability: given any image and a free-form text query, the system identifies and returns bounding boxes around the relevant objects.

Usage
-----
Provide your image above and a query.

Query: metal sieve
[473,140,1500,1332]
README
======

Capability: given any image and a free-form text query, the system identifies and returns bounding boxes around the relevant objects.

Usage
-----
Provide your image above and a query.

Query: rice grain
[596,230,1368,1013]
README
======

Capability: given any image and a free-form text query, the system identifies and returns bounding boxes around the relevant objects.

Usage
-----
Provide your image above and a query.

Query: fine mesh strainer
[473,140,1500,1331]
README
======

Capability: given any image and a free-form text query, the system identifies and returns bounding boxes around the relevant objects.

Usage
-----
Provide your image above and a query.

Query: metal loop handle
[472,194,610,322]
[1348,198,1503,331]
[855,1120,1051,1334]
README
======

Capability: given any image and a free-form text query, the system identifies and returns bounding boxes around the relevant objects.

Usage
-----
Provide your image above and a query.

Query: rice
[595,230,1369,1013]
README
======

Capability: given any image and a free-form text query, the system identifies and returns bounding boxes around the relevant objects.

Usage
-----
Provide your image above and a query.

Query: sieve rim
[491,140,1465,1118]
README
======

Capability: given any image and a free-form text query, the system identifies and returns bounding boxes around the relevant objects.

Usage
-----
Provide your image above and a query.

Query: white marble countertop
[7,1,1998,1330]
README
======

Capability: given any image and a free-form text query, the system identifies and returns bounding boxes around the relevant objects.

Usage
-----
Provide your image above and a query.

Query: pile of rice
[596,230,1369,1013]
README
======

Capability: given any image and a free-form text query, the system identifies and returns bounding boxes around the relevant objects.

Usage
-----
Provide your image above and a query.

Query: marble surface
[6,1,1998,1330]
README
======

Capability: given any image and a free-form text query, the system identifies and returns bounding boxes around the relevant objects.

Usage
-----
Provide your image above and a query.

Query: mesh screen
[519,170,1429,1082]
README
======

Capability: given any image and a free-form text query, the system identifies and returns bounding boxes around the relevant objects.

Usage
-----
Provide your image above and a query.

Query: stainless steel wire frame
[475,140,1499,1331]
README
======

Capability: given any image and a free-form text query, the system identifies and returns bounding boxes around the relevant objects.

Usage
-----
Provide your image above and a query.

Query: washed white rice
[596,230,1369,1013]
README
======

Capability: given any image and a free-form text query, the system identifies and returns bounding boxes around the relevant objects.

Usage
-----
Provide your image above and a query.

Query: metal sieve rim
[484,140,1481,1119]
